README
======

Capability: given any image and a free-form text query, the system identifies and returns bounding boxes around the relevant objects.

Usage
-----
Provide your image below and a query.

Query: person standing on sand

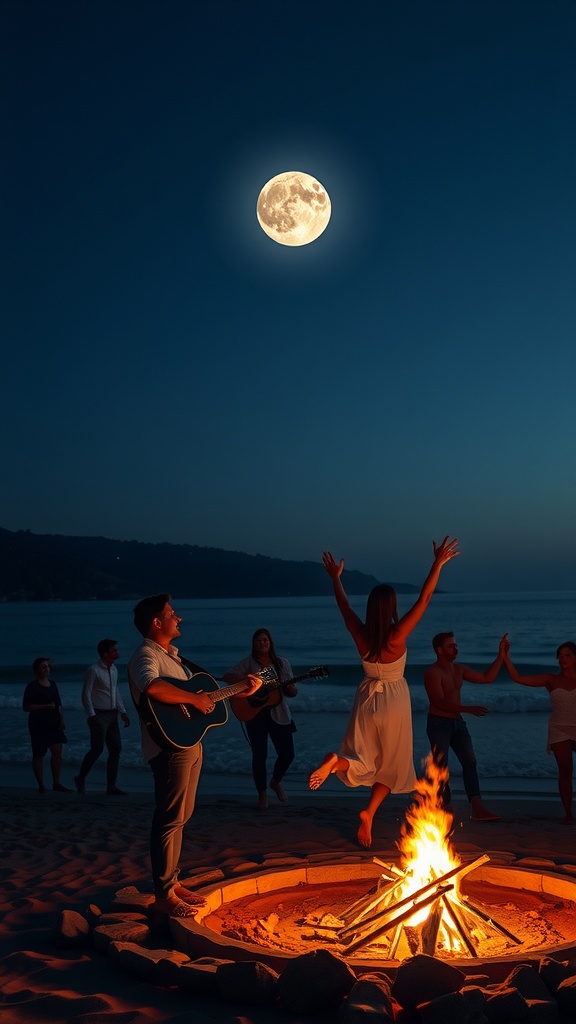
[23,657,70,793]
[75,639,130,796]
[309,536,459,849]
[424,631,509,822]
[128,593,262,919]
[503,639,576,825]
[222,628,298,811]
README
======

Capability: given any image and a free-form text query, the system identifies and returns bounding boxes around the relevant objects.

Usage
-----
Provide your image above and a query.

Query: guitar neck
[211,679,258,704]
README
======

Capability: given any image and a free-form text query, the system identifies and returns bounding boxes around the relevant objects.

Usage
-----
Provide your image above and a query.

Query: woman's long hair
[363,584,399,660]
[557,641,576,659]
[251,628,284,681]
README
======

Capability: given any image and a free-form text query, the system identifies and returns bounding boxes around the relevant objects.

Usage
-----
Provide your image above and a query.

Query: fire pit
[170,761,576,978]
[170,857,576,977]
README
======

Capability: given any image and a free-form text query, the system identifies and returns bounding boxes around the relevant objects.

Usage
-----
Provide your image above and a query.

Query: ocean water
[1,591,574,786]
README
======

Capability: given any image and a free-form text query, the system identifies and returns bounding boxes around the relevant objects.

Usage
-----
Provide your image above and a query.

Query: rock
[216,960,280,1005]
[109,886,154,913]
[278,949,357,1013]
[84,903,102,928]
[92,920,150,953]
[504,964,553,1001]
[524,998,559,1023]
[485,985,528,1022]
[55,909,90,948]
[109,942,164,979]
[391,954,466,1011]
[538,958,576,994]
[555,975,576,1017]
[339,973,395,1023]
[150,950,192,987]
[175,956,234,995]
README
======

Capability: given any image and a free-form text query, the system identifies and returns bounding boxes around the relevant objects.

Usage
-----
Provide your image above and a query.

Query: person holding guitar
[223,628,298,811]
[128,593,262,919]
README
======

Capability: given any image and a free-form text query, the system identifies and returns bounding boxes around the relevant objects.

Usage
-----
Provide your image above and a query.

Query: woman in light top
[503,639,576,824]
[309,536,459,848]
[223,628,298,811]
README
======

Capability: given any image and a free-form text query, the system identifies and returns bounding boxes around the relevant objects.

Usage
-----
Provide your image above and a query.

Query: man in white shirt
[75,639,130,796]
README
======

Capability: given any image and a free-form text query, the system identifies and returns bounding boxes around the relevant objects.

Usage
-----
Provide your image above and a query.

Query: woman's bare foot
[357,810,373,848]
[154,895,198,918]
[270,779,288,804]
[174,884,206,907]
[309,753,338,790]
[257,792,268,811]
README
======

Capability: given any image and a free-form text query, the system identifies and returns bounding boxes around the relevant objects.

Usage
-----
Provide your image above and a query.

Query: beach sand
[2,763,576,1024]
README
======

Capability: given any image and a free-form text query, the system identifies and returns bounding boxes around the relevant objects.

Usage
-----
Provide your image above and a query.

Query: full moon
[256,170,331,246]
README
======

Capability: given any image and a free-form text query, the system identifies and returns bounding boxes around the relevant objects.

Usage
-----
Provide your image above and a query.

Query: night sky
[2,0,575,591]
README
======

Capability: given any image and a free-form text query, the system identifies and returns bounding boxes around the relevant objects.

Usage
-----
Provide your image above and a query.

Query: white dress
[336,652,417,793]
[547,687,576,751]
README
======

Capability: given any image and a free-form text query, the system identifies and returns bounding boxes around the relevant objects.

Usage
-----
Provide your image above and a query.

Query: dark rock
[485,985,528,1022]
[555,975,576,1016]
[56,909,90,948]
[524,998,559,1023]
[92,920,150,953]
[504,964,554,1001]
[278,949,357,1013]
[339,973,395,1023]
[391,954,466,1011]
[216,960,279,1005]
[175,956,234,995]
[538,958,576,994]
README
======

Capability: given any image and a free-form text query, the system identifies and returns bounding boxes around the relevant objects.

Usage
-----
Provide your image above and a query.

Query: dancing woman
[503,639,576,824]
[309,536,460,847]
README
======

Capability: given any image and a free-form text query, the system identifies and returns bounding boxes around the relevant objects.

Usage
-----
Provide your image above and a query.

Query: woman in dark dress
[23,657,70,792]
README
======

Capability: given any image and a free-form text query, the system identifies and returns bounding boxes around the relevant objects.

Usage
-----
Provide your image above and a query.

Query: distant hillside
[0,528,422,602]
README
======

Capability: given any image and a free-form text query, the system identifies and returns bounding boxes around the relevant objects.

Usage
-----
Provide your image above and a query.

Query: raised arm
[503,643,555,688]
[462,633,509,685]
[322,551,365,647]
[394,536,460,643]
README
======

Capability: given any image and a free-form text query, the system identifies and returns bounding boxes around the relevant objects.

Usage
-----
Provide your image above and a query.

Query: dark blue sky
[2,0,575,591]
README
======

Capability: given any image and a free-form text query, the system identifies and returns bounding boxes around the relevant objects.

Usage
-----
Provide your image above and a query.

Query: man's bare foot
[257,792,268,811]
[174,884,206,907]
[357,810,373,848]
[270,780,288,804]
[470,801,501,821]
[309,753,338,790]
[154,896,198,918]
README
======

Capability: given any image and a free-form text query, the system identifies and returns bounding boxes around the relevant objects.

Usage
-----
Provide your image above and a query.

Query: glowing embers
[336,757,520,959]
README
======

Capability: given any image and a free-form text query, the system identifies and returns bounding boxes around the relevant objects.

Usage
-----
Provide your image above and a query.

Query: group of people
[22,537,576,921]
[309,538,576,843]
[22,640,130,796]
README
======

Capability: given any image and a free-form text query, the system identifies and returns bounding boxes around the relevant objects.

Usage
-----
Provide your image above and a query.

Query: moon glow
[257,170,331,246]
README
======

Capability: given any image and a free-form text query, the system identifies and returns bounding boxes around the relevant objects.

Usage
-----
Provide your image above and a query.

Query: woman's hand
[322,551,344,580]
[432,536,460,568]
[499,633,510,658]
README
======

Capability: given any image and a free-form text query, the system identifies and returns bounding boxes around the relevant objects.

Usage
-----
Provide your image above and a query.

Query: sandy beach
[2,762,576,1024]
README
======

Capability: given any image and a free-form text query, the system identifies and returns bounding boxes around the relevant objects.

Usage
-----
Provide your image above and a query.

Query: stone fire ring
[170,854,576,981]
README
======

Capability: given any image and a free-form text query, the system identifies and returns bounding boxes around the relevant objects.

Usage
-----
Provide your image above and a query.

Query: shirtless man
[424,631,508,821]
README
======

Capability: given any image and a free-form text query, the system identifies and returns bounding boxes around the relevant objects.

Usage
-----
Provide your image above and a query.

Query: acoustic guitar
[137,667,276,751]
[229,665,329,722]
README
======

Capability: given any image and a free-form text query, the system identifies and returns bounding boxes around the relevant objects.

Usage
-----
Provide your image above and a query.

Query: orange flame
[396,755,461,938]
